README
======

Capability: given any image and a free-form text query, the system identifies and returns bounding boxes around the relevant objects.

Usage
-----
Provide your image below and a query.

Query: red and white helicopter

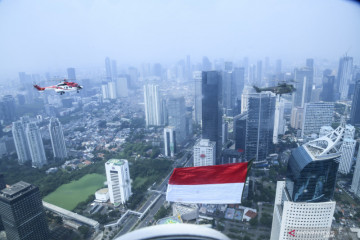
[34,79,83,95]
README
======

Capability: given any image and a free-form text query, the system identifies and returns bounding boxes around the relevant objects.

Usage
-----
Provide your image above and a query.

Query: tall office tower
[201,71,222,160]
[49,118,67,160]
[164,126,176,157]
[350,80,360,126]
[25,123,47,168]
[0,95,16,124]
[116,77,128,97]
[107,82,117,99]
[319,126,334,137]
[161,99,168,126]
[101,83,109,99]
[241,85,256,113]
[167,97,187,144]
[336,56,353,100]
[67,67,76,80]
[105,57,112,81]
[193,139,216,167]
[0,181,50,240]
[224,61,233,71]
[273,98,286,144]
[193,71,202,124]
[320,69,335,102]
[221,122,228,145]
[128,67,138,89]
[292,68,313,108]
[245,93,275,161]
[144,84,162,126]
[351,148,360,198]
[111,60,117,80]
[306,58,314,69]
[256,60,262,85]
[222,71,235,113]
[12,121,31,164]
[301,102,334,137]
[290,107,304,129]
[233,67,245,102]
[234,113,247,152]
[186,55,191,80]
[105,159,132,204]
[0,174,5,190]
[270,124,345,240]
[338,138,356,174]
[202,57,212,71]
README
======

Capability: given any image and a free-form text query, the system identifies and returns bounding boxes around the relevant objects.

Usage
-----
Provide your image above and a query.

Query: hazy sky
[0,0,360,76]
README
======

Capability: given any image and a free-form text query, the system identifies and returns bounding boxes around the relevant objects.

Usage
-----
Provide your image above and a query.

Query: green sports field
[43,173,106,211]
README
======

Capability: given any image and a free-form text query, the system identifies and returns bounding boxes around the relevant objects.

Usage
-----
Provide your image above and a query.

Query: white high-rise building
[101,83,109,99]
[49,118,67,160]
[25,122,47,168]
[164,126,176,157]
[241,86,256,113]
[193,71,202,124]
[273,97,286,144]
[271,123,346,240]
[337,56,353,100]
[301,102,334,137]
[107,82,117,99]
[116,77,128,97]
[12,121,31,164]
[193,139,216,167]
[105,159,132,205]
[338,138,356,174]
[351,148,360,198]
[144,84,162,126]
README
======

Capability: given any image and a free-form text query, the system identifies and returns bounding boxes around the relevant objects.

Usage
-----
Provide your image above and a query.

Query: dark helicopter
[253,82,296,96]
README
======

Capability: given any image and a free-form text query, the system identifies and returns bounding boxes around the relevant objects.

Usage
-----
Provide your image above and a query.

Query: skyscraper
[320,69,335,102]
[338,124,356,174]
[350,80,360,126]
[111,60,117,80]
[105,57,112,81]
[193,139,216,167]
[107,82,117,99]
[67,67,76,80]
[245,93,275,161]
[234,113,247,152]
[336,56,353,100]
[292,67,313,108]
[270,124,344,240]
[164,126,176,157]
[351,148,360,198]
[222,71,234,113]
[25,123,47,168]
[193,71,202,124]
[12,121,31,164]
[202,57,212,71]
[105,159,132,205]
[290,107,304,129]
[201,71,222,160]
[116,77,128,97]
[273,98,286,144]
[101,82,109,99]
[256,60,262,85]
[301,102,334,137]
[233,67,245,103]
[49,118,67,160]
[167,97,187,144]
[144,84,162,126]
[0,181,50,240]
[0,95,16,124]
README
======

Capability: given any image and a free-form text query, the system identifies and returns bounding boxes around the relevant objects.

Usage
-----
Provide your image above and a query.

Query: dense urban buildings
[167,97,187,144]
[105,159,132,205]
[49,117,67,160]
[193,139,216,167]
[12,121,31,164]
[0,181,50,240]
[26,122,47,168]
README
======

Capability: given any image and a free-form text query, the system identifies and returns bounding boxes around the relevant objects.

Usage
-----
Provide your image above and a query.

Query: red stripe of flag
[168,162,248,185]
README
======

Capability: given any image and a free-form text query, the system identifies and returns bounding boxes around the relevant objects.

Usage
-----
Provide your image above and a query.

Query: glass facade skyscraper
[202,71,222,161]
[286,146,339,202]
[350,80,360,126]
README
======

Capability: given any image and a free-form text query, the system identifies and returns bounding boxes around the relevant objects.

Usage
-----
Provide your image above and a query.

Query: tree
[249,217,258,226]
[98,120,107,128]
[78,225,90,238]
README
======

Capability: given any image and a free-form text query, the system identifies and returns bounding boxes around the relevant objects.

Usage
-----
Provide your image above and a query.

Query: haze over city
[0,0,360,77]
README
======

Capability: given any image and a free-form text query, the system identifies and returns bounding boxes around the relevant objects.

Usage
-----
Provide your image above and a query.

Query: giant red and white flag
[166,162,250,204]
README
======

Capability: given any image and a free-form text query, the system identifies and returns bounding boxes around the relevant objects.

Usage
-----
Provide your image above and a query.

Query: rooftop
[106,159,126,166]
[0,181,32,199]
